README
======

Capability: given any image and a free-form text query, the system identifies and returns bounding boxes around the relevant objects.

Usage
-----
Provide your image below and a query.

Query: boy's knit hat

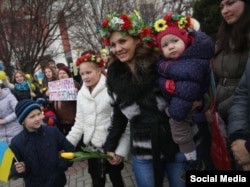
[154,13,196,48]
[15,99,41,124]
[58,66,72,78]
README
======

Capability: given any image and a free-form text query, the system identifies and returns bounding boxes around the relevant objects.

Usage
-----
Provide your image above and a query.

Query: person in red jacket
[36,97,57,126]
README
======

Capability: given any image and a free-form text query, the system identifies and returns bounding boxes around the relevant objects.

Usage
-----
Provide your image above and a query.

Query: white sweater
[66,74,130,157]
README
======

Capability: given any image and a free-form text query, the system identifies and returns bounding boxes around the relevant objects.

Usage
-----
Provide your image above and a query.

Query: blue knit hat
[15,99,41,124]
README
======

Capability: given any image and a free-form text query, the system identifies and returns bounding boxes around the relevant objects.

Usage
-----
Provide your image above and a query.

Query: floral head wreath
[154,13,193,34]
[153,13,199,47]
[75,53,105,68]
[98,11,155,47]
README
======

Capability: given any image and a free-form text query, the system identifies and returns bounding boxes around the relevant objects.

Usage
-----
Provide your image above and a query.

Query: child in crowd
[36,97,57,126]
[10,99,75,187]
[12,70,36,101]
[100,48,110,75]
[153,13,215,168]
[42,66,58,110]
[66,53,129,187]
[47,59,58,75]
[0,84,23,145]
[53,66,80,136]
[42,66,58,91]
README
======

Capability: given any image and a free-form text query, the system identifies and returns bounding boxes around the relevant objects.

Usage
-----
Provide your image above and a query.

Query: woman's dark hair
[47,59,55,65]
[56,63,66,69]
[42,66,58,88]
[108,38,159,83]
[216,3,250,53]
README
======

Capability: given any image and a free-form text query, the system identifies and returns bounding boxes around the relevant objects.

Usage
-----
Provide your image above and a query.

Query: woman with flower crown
[98,11,185,187]
[66,52,130,187]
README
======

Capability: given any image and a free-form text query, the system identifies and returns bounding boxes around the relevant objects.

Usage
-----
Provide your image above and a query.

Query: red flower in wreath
[165,13,173,24]
[139,27,156,48]
[101,37,110,46]
[120,14,132,31]
[101,18,109,28]
[75,57,82,67]
[140,27,153,38]
[75,53,105,68]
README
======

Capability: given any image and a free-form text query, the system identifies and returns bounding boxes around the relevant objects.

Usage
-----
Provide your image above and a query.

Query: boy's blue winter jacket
[10,125,75,187]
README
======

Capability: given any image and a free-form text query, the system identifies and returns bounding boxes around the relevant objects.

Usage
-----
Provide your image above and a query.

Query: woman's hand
[107,152,123,165]
[231,139,250,165]
[205,109,213,124]
[242,163,250,171]
[113,155,123,165]
[192,100,202,111]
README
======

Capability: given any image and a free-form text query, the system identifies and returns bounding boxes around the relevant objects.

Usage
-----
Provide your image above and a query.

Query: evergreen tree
[193,0,221,41]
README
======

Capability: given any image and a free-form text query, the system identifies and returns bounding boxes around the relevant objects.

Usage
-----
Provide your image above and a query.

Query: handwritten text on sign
[48,78,77,101]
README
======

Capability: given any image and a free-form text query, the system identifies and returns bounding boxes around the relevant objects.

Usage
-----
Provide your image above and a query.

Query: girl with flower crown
[98,11,185,187]
[66,53,130,187]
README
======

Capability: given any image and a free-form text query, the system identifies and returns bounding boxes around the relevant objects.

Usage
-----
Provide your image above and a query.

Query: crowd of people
[0,0,249,186]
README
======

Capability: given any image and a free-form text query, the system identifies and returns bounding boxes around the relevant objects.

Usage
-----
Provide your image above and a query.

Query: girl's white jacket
[66,74,130,157]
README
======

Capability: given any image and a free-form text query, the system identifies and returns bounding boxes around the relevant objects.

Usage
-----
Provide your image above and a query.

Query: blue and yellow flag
[0,141,14,182]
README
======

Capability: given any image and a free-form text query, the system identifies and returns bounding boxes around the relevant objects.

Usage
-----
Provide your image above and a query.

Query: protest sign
[48,78,77,101]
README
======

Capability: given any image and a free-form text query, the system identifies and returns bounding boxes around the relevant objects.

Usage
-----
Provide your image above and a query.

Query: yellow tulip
[60,152,75,159]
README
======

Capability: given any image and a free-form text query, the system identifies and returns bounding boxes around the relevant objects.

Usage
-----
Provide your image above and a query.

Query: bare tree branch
[0,0,196,78]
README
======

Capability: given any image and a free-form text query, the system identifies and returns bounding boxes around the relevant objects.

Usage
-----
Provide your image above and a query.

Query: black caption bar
[186,171,250,187]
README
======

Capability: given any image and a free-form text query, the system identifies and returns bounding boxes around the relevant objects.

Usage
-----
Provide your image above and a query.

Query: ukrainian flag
[0,141,14,182]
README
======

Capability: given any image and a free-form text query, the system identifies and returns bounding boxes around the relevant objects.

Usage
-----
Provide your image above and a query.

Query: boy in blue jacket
[10,99,75,187]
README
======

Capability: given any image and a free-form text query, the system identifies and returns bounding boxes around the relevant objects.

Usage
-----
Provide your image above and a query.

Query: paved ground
[0,160,169,187]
